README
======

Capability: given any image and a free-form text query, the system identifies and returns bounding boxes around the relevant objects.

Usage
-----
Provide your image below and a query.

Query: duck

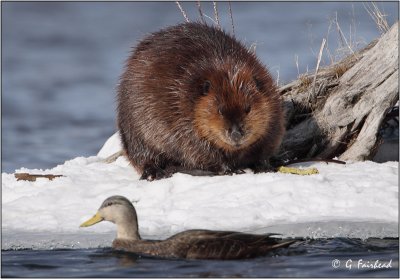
[80,195,296,260]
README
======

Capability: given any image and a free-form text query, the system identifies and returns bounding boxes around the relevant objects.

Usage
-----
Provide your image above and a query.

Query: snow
[2,132,398,250]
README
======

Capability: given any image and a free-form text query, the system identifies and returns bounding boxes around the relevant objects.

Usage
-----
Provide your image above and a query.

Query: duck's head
[80,195,141,240]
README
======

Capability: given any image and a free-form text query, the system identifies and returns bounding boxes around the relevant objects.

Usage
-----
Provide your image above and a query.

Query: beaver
[117,22,284,181]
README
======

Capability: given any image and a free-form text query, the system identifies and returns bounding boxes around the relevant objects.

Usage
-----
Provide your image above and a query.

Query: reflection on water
[89,249,141,268]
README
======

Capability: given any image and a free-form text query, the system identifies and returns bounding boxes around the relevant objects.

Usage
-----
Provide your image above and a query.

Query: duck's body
[80,196,295,260]
[113,230,294,260]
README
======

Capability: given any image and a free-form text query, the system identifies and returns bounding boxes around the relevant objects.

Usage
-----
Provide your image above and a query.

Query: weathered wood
[103,150,125,163]
[276,22,399,163]
[14,173,64,182]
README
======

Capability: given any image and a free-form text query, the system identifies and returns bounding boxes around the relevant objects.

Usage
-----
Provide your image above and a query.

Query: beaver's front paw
[140,166,172,181]
[251,160,275,174]
[217,165,245,176]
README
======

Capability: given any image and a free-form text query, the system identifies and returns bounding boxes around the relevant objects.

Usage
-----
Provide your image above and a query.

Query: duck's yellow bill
[80,212,103,227]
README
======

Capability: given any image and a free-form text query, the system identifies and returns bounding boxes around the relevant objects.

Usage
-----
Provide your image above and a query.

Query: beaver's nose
[229,124,244,143]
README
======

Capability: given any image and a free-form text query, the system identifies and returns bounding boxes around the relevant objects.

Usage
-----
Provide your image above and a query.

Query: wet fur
[117,22,284,180]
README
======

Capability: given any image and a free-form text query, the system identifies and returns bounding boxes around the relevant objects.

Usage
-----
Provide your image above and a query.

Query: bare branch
[176,1,190,23]
[276,68,280,87]
[325,18,335,64]
[213,1,220,29]
[294,54,300,77]
[309,38,326,103]
[228,1,235,36]
[249,42,257,54]
[335,12,354,55]
[204,14,217,25]
[364,2,390,33]
[196,1,206,24]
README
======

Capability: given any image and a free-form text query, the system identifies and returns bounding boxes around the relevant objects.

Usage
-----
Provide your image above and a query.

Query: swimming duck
[80,195,296,260]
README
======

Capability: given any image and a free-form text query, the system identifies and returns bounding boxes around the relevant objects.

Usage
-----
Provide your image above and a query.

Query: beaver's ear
[202,80,211,95]
[253,76,264,92]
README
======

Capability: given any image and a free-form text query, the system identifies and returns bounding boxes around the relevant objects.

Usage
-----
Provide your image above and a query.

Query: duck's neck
[117,224,141,240]
[116,212,141,241]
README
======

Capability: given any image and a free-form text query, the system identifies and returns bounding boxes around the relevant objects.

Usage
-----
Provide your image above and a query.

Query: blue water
[2,2,399,277]
[2,238,399,277]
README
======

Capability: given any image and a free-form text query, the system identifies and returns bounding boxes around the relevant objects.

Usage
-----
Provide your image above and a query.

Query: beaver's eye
[218,106,224,116]
[245,105,251,114]
[202,80,211,95]
[253,77,264,91]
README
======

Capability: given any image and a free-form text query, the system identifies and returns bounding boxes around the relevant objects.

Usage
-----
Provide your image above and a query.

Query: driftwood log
[14,173,64,182]
[275,22,398,163]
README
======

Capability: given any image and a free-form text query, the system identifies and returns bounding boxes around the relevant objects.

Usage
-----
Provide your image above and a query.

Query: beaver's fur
[117,22,284,180]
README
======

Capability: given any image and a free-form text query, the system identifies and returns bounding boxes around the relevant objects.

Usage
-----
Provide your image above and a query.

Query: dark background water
[2,238,399,277]
[2,1,398,173]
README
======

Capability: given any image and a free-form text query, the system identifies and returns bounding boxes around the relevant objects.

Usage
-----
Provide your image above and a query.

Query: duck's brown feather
[112,229,295,260]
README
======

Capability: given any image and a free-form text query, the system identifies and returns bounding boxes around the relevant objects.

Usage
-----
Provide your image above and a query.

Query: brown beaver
[117,22,284,181]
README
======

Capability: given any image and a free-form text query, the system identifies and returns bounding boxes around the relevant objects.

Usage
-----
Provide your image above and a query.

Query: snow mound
[2,133,398,250]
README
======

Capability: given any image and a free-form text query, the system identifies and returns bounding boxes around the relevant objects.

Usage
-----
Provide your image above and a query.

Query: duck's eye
[245,105,251,114]
[203,80,211,95]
